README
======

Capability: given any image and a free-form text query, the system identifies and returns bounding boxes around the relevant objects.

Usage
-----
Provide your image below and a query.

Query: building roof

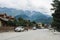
[0,17,8,21]
[0,13,14,21]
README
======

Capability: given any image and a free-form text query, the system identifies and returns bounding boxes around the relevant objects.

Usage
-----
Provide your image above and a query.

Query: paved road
[0,29,60,40]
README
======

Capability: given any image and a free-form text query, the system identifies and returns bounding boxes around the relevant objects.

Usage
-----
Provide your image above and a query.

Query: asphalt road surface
[0,29,60,40]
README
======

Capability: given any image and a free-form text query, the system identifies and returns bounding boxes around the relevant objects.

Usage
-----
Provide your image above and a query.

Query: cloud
[0,0,52,16]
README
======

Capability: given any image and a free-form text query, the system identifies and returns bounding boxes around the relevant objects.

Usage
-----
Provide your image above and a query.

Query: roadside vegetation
[51,0,60,31]
[7,17,37,28]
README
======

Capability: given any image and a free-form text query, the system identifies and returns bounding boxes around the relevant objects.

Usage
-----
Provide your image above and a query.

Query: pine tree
[52,0,60,31]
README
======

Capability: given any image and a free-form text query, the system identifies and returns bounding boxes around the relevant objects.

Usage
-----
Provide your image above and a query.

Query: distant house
[0,13,14,27]
[36,23,42,29]
[37,23,42,27]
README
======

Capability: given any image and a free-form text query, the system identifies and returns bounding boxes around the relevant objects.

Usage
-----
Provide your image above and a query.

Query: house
[0,13,14,27]
[0,18,8,27]
[0,13,15,32]
[36,23,43,29]
[37,23,42,27]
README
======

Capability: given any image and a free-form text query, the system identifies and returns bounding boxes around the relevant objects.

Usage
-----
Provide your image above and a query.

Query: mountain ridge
[0,7,52,24]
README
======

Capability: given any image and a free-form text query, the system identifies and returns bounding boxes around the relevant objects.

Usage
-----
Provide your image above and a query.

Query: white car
[33,27,36,30]
[14,26,24,32]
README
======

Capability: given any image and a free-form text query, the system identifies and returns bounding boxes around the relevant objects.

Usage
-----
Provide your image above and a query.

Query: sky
[0,0,53,16]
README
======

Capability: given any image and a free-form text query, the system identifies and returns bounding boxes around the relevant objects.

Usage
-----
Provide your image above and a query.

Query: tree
[51,0,60,31]
[32,21,36,24]
[7,20,13,26]
[31,21,36,26]
[13,19,18,26]
[18,17,25,26]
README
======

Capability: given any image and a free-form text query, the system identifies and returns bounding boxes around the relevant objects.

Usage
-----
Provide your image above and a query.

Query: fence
[0,27,14,32]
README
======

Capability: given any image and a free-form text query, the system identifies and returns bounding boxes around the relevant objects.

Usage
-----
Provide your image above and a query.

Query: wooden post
[0,20,2,27]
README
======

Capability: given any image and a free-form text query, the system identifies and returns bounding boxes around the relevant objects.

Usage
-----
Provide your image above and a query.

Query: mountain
[0,7,52,24]
[29,11,53,24]
[0,7,25,16]
[15,11,52,24]
[30,11,48,20]
[15,14,30,20]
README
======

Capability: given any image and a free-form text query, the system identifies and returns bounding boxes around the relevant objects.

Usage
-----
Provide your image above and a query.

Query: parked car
[14,26,24,32]
[33,27,37,30]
